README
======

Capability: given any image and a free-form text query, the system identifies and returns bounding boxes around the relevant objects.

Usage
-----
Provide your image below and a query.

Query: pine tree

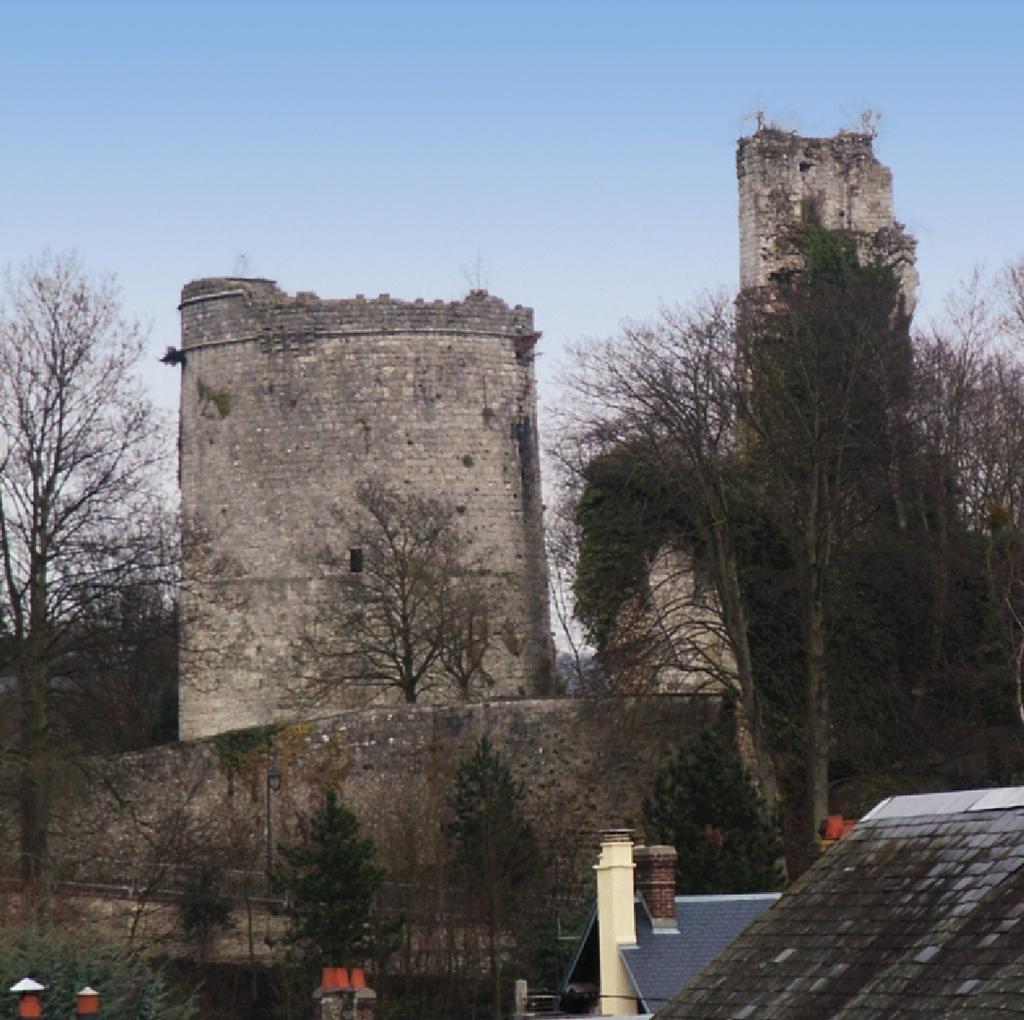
[445,736,538,1019]
[179,860,234,962]
[0,927,194,1020]
[276,788,395,966]
[643,728,783,894]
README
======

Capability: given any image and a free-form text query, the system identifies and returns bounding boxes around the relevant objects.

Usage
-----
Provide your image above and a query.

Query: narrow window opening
[350,548,364,573]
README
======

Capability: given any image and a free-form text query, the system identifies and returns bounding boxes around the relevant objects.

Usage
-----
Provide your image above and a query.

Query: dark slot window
[350,548,364,573]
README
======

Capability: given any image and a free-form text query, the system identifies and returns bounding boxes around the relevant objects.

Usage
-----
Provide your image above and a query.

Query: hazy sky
[2,0,1021,419]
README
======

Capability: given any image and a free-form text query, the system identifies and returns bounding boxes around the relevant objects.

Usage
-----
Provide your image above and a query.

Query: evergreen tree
[276,788,395,966]
[0,927,194,1020]
[643,728,783,894]
[178,861,234,962]
[445,736,538,1019]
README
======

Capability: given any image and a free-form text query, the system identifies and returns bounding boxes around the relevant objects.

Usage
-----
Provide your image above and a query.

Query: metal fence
[0,852,284,905]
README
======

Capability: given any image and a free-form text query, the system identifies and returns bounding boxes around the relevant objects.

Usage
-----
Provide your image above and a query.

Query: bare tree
[58,557,180,753]
[915,265,1024,728]
[854,107,882,139]
[0,251,169,886]
[544,488,602,693]
[599,541,742,696]
[560,295,780,807]
[302,482,492,704]
[439,583,495,700]
[1001,256,1024,342]
[738,240,912,847]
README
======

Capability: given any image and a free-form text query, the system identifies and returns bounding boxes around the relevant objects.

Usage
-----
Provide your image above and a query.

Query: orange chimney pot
[18,994,42,1019]
[77,987,101,1015]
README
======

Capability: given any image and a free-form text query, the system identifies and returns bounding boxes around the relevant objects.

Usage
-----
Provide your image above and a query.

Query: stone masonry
[20,695,721,965]
[737,128,917,307]
[176,280,554,739]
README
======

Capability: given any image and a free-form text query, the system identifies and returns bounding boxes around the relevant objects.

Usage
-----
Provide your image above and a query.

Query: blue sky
[2,0,1021,416]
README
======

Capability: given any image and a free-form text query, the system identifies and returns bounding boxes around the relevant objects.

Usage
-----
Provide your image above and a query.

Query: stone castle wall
[1,696,719,963]
[177,279,553,739]
[737,129,917,305]
[110,696,720,847]
[37,697,720,937]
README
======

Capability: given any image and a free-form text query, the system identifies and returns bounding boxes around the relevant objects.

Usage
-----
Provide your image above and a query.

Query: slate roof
[561,893,778,1013]
[622,894,780,1013]
[654,786,1024,1019]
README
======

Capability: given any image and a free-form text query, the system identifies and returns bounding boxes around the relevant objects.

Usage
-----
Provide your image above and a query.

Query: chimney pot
[17,994,42,1019]
[11,980,45,1020]
[599,827,634,843]
[314,971,377,1020]
[77,986,100,1016]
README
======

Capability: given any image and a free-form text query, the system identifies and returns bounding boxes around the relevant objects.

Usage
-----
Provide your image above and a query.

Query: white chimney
[594,829,637,1015]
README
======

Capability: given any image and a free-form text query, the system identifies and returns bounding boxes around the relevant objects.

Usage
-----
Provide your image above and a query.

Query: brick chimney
[634,844,678,930]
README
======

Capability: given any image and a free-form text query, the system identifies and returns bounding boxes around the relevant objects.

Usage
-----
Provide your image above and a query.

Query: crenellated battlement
[180,279,537,355]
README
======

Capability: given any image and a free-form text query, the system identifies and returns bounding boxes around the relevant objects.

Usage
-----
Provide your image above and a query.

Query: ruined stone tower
[176,280,553,739]
[737,128,917,304]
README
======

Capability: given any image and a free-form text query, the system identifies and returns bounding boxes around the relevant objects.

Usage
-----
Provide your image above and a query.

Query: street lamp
[266,751,283,885]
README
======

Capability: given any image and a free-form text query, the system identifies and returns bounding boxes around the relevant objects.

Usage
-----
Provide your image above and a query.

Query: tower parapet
[180,280,538,346]
[177,279,553,739]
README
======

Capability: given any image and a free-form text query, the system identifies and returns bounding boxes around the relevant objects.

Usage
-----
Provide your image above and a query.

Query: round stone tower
[176,279,554,739]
